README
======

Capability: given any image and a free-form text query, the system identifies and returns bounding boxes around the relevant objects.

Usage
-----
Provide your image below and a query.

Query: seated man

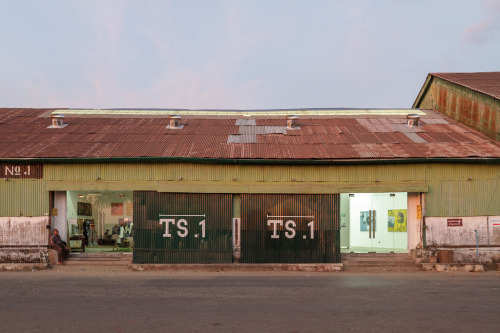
[50,229,69,265]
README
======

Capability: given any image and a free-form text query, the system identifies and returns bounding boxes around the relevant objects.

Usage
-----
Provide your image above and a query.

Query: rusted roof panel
[352,133,382,144]
[431,72,500,99]
[419,132,457,143]
[0,108,499,161]
[374,132,413,144]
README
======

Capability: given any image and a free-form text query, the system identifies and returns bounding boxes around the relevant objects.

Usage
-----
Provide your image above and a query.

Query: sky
[0,0,499,110]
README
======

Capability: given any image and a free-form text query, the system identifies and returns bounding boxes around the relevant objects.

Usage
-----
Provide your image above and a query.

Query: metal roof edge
[51,108,426,117]
[1,157,500,165]
[429,74,500,102]
[412,74,433,108]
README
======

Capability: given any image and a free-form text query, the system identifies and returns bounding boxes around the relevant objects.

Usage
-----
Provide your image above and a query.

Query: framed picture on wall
[111,203,124,215]
[359,210,375,231]
[360,210,376,232]
[77,202,92,216]
[388,209,407,232]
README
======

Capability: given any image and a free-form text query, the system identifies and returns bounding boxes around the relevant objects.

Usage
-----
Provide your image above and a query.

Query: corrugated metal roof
[0,108,499,161]
[431,72,500,99]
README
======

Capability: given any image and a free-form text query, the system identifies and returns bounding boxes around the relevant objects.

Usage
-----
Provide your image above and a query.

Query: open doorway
[65,191,134,253]
[340,192,408,253]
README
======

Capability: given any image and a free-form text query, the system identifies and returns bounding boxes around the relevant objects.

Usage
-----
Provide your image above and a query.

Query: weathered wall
[425,216,500,247]
[415,77,500,141]
[44,162,500,217]
[0,216,49,263]
[0,179,48,217]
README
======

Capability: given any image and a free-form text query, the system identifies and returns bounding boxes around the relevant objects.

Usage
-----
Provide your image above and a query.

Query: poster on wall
[360,211,375,231]
[111,203,124,215]
[77,202,92,216]
[388,209,407,232]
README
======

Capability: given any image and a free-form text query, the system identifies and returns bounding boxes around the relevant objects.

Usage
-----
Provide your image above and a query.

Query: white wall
[53,191,67,242]
[0,216,49,245]
[339,193,350,248]
[425,216,500,247]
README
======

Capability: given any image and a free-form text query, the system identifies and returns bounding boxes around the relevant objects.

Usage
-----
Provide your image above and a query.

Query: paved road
[1,267,499,332]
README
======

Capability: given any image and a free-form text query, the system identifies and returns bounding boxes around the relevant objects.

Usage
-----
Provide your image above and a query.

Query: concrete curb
[420,263,485,272]
[129,263,344,272]
[0,263,50,272]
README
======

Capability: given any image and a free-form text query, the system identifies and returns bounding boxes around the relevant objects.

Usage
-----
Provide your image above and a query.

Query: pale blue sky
[0,0,499,109]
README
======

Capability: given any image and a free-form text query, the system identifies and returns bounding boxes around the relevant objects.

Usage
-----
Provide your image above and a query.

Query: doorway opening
[340,192,408,253]
[59,191,134,253]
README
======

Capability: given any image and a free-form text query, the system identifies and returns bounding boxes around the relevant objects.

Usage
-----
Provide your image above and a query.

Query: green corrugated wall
[415,77,500,141]
[0,162,498,218]
[0,179,47,216]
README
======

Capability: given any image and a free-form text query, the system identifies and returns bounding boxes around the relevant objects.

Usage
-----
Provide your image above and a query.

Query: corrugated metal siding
[43,163,500,217]
[427,163,498,181]
[133,191,232,263]
[0,180,47,217]
[240,194,340,263]
[426,178,500,217]
[421,77,500,141]
[45,163,428,183]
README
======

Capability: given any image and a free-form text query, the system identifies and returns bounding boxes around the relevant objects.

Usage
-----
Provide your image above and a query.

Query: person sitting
[50,229,69,265]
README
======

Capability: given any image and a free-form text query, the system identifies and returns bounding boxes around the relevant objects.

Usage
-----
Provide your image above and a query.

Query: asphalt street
[0,267,499,332]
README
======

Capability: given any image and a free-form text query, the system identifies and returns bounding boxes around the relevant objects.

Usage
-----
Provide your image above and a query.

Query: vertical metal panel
[240,194,340,263]
[427,179,500,217]
[427,163,498,181]
[133,191,232,263]
[0,180,48,217]
[430,78,500,141]
[426,163,500,217]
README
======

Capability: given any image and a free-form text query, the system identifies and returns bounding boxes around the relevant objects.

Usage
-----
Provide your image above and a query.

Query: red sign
[1,164,43,179]
[447,219,463,227]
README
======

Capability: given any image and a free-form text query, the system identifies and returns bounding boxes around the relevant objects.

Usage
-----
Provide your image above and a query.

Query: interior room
[66,190,134,253]
[340,192,408,253]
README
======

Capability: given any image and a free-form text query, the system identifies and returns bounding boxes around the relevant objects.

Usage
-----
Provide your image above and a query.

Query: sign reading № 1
[1,164,43,179]
[447,219,463,227]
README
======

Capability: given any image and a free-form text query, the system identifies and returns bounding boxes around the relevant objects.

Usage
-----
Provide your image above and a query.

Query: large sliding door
[240,194,340,263]
[133,191,233,263]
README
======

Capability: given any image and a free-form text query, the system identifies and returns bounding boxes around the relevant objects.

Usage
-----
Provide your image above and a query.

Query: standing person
[119,224,124,246]
[82,220,90,246]
[50,229,69,265]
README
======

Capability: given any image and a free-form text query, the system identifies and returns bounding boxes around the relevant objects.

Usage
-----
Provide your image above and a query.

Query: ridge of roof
[52,108,425,117]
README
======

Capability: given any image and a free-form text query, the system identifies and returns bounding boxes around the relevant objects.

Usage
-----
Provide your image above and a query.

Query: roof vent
[406,114,420,127]
[167,115,183,129]
[286,115,299,129]
[49,113,67,128]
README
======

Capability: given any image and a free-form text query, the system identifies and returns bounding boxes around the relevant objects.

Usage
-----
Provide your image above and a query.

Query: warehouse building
[1,108,499,265]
